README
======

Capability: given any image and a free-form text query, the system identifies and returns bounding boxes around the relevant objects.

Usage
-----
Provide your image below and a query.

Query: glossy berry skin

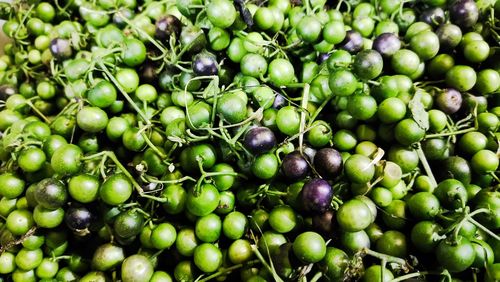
[281,151,309,180]
[65,205,92,232]
[34,178,67,209]
[155,15,182,40]
[449,0,479,28]
[313,148,343,179]
[420,7,445,27]
[339,30,364,53]
[317,53,330,64]
[301,178,334,214]
[272,94,287,109]
[243,127,277,154]
[50,38,72,59]
[312,210,335,234]
[192,53,218,76]
[372,33,401,58]
[0,85,16,101]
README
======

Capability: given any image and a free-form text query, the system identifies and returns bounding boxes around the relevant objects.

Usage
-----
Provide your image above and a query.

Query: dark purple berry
[301,178,334,213]
[0,85,17,101]
[339,30,364,53]
[373,33,401,58]
[244,127,277,154]
[313,148,343,179]
[281,151,309,180]
[50,38,72,60]
[420,7,445,27]
[113,8,134,28]
[65,206,92,232]
[272,94,286,109]
[312,210,335,234]
[155,15,182,40]
[449,0,479,28]
[140,62,157,83]
[317,53,330,64]
[192,52,218,76]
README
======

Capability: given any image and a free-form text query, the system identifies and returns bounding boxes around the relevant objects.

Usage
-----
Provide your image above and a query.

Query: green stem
[144,175,197,185]
[205,171,244,178]
[141,131,168,160]
[251,245,284,282]
[310,272,323,282]
[97,62,150,124]
[362,248,407,266]
[230,122,252,145]
[140,194,168,202]
[284,82,306,88]
[389,271,428,282]
[81,151,109,161]
[118,14,167,54]
[105,151,144,194]
[25,100,50,124]
[305,0,312,14]
[197,260,260,282]
[489,172,500,184]
[131,207,151,218]
[453,216,467,242]
[381,260,388,282]
[468,208,491,217]
[467,217,500,241]
[185,129,211,142]
[13,4,33,40]
[307,98,331,127]
[298,84,310,155]
[425,127,476,138]
[53,255,72,261]
[99,154,108,179]
[416,143,438,189]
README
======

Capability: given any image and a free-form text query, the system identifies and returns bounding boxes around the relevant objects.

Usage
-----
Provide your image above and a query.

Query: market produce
[0,0,499,281]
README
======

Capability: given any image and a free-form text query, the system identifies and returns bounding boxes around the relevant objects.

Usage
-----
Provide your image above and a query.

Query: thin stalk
[0,226,37,254]
[81,151,108,161]
[310,272,323,282]
[381,260,388,282]
[299,84,310,155]
[141,131,168,160]
[489,172,500,184]
[453,216,467,242]
[362,248,407,266]
[197,260,260,282]
[307,97,331,127]
[304,0,312,14]
[118,14,167,54]
[25,100,50,123]
[251,245,285,282]
[97,62,150,124]
[425,127,476,138]
[230,122,252,144]
[389,272,427,282]
[144,175,197,185]
[416,143,437,188]
[53,255,72,261]
[105,151,144,194]
[202,107,263,131]
[467,217,500,241]
[99,154,108,179]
